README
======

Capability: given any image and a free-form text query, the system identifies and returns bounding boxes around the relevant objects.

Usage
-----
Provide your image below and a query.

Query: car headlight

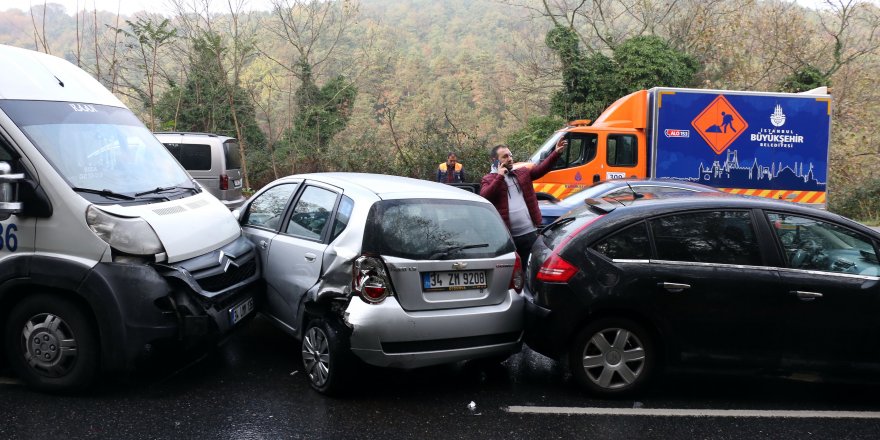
[86,205,164,256]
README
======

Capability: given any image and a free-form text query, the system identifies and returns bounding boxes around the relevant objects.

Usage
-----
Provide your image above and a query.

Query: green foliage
[779,65,829,93]
[829,177,880,223]
[547,27,698,120]
[505,115,567,154]
[154,32,265,169]
[275,61,357,174]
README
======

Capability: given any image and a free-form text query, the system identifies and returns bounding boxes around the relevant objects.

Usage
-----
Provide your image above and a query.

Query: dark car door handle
[792,290,823,301]
[304,253,317,262]
[660,282,691,293]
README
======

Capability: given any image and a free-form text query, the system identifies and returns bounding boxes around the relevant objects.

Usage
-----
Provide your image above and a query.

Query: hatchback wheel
[301,317,349,395]
[4,294,98,393]
[569,318,655,396]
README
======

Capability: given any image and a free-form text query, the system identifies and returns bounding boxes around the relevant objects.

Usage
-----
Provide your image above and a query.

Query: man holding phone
[480,138,568,263]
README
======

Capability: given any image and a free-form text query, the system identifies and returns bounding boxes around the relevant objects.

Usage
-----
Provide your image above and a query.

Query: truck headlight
[86,205,164,256]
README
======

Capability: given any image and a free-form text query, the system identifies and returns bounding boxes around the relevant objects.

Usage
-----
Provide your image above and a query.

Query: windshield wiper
[540,216,575,234]
[72,187,135,200]
[429,243,489,260]
[135,186,195,197]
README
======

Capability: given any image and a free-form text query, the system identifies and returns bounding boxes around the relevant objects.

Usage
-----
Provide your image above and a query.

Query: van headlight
[86,205,164,256]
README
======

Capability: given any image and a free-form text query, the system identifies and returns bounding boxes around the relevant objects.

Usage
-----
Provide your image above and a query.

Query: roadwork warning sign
[691,95,748,154]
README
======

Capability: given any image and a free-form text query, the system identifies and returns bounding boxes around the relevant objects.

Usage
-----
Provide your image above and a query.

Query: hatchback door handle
[660,282,690,293]
[258,240,268,250]
[304,253,317,262]
[792,290,823,301]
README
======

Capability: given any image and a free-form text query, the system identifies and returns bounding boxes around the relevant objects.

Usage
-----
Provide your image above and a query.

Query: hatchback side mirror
[0,161,24,219]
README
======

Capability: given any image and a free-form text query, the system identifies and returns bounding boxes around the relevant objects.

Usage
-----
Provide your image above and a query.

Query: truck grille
[195,258,257,293]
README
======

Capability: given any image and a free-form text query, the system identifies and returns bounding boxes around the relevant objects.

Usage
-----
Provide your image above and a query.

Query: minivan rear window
[224,141,242,169]
[363,199,515,260]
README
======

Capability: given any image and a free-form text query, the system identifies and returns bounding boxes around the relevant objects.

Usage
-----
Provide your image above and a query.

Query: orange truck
[528,87,832,207]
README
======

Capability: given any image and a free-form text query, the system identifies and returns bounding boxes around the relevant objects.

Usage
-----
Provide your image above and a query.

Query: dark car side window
[594,222,651,259]
[243,183,298,230]
[767,213,880,276]
[286,185,338,241]
[650,211,762,265]
[330,195,354,242]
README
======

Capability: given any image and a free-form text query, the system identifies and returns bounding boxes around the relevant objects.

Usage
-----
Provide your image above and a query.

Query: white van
[0,44,261,392]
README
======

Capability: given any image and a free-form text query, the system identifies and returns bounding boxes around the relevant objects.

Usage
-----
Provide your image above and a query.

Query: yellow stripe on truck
[720,188,826,204]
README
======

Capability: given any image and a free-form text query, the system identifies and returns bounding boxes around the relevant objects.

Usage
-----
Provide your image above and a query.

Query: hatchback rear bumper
[344,291,524,368]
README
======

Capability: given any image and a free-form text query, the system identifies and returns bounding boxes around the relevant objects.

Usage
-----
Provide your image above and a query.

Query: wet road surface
[2,315,880,439]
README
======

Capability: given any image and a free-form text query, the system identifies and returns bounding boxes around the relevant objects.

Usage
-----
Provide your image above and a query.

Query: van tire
[301,317,350,395]
[4,294,99,393]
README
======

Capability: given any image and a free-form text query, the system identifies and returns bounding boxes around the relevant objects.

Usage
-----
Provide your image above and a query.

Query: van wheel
[4,294,98,392]
[301,317,350,395]
[569,318,656,397]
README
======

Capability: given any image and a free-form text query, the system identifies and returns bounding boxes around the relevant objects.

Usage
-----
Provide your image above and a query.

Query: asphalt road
[2,315,880,439]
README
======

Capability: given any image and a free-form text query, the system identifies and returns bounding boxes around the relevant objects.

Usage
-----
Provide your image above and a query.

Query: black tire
[568,317,656,397]
[301,317,350,395]
[4,294,99,393]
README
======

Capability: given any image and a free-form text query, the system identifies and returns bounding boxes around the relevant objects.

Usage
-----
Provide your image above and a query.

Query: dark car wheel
[301,317,350,395]
[4,294,98,393]
[569,318,656,397]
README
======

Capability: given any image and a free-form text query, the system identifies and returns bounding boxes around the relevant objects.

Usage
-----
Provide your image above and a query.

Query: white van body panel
[97,192,241,263]
[0,45,124,106]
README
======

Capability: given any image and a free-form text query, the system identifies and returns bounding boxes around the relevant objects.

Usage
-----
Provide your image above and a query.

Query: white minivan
[0,44,261,392]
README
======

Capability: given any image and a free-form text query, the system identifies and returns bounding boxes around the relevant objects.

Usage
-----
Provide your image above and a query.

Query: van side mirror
[0,161,24,219]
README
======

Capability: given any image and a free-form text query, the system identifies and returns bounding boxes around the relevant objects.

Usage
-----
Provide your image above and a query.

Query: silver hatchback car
[238,173,525,393]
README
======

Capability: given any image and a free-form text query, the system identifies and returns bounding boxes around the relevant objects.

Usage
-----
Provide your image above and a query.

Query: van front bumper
[83,236,261,371]
[344,290,524,369]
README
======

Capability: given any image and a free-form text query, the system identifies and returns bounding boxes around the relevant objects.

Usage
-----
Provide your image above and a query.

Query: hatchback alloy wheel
[302,326,331,388]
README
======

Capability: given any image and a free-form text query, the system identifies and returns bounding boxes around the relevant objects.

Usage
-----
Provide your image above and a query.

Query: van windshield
[1,100,193,200]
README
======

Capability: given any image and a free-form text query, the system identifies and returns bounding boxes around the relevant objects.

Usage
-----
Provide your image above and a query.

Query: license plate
[422,270,487,292]
[229,297,255,325]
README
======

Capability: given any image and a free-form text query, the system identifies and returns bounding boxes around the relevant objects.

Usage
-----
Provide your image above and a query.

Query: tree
[546,26,697,120]
[155,33,266,172]
[117,17,177,130]
[276,61,357,173]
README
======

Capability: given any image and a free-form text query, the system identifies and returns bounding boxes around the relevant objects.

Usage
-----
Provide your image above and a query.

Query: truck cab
[529,91,649,200]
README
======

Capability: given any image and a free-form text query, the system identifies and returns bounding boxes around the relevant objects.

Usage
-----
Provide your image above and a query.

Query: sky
[3,0,859,16]
[3,0,278,16]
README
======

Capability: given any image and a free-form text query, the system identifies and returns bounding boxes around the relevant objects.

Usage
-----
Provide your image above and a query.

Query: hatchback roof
[278,172,488,202]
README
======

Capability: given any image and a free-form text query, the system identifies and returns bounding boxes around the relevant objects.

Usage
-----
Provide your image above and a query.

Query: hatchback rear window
[363,199,514,260]
[224,141,242,169]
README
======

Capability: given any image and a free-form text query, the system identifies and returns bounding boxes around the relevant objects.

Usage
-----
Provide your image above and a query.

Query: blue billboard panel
[653,90,830,191]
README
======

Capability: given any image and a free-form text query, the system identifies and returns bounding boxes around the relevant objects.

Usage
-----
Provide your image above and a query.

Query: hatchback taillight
[536,254,577,283]
[220,174,229,190]
[353,256,395,304]
[509,253,523,293]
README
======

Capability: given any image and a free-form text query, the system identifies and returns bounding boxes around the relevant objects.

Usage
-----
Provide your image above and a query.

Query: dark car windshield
[1,100,192,197]
[363,199,515,260]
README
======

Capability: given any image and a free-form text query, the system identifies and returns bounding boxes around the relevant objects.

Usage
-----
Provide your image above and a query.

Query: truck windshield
[0,100,192,200]
[528,131,565,164]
